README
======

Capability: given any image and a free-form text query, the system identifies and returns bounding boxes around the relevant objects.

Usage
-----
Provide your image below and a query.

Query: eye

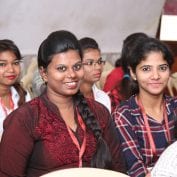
[0,63,6,67]
[56,65,67,72]
[73,63,82,71]
[159,64,169,71]
[142,66,151,72]
[83,60,94,66]
[13,60,21,65]
[97,59,105,65]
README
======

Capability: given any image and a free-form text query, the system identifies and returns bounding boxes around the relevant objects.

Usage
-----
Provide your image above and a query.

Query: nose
[67,68,76,78]
[151,69,160,80]
[6,64,15,72]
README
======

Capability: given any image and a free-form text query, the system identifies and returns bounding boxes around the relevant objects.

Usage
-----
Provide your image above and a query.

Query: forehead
[82,48,100,59]
[0,50,17,61]
[49,50,81,66]
[138,51,168,66]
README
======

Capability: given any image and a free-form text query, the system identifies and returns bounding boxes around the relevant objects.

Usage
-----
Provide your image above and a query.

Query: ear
[129,67,137,81]
[39,67,48,83]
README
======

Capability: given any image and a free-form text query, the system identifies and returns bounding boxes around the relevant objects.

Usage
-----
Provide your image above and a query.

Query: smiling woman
[112,37,177,177]
[0,30,126,177]
[0,39,31,140]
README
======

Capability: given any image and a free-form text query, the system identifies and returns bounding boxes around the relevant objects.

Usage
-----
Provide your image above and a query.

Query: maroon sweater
[0,93,126,177]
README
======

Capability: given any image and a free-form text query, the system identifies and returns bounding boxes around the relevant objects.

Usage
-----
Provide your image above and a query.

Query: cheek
[15,66,21,75]
[83,67,91,73]
[78,69,84,79]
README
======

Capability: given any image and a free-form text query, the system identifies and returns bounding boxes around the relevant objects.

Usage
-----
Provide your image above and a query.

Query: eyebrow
[84,57,102,61]
[0,58,20,61]
[139,63,169,69]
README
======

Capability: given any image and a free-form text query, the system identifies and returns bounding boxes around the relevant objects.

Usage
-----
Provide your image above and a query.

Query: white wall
[0,0,165,55]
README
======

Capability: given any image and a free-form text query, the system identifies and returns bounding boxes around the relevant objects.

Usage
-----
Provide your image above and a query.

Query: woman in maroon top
[0,30,126,177]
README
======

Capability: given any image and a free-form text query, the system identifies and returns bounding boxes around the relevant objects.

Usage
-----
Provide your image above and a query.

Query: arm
[102,113,127,173]
[112,110,148,177]
[0,106,35,177]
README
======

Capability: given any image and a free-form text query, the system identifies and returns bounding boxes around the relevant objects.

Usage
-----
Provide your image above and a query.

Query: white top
[151,141,177,177]
[0,86,31,138]
[92,84,111,113]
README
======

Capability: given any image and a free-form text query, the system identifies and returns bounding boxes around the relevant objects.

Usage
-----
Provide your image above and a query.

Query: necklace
[137,97,171,157]
[0,92,14,117]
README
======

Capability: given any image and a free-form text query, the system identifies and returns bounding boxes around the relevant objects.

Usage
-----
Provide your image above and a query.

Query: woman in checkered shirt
[112,36,177,177]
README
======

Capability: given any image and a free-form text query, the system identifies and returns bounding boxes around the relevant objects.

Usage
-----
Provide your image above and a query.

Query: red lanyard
[137,97,171,156]
[66,109,86,167]
[0,92,14,117]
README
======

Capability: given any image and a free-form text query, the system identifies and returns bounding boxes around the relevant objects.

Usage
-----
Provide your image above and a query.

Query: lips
[6,75,17,80]
[93,72,101,78]
[148,83,163,88]
[65,81,78,89]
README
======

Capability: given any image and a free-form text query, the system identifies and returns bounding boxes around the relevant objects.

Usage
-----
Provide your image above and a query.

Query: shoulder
[112,95,139,122]
[165,95,177,112]
[92,85,111,110]
[86,98,111,125]
[4,97,41,129]
[86,98,110,114]
[93,85,110,100]
[110,67,124,75]
[107,67,124,78]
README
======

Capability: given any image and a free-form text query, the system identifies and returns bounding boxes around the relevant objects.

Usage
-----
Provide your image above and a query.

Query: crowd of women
[0,30,177,177]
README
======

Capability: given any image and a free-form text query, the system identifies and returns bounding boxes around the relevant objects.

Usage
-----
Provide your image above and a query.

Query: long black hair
[38,30,112,169]
[0,39,27,106]
[119,32,149,100]
[125,37,174,95]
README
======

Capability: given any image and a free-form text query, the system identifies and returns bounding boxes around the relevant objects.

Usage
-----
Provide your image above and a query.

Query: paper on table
[151,141,177,177]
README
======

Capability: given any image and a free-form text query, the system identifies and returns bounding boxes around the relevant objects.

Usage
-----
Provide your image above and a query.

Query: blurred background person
[0,39,31,140]
[104,32,148,112]
[79,37,111,113]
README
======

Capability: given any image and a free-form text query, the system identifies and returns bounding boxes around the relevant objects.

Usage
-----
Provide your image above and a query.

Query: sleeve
[112,110,148,177]
[102,113,127,173]
[0,106,35,177]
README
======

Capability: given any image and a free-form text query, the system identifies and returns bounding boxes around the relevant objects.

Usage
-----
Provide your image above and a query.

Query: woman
[0,30,126,177]
[103,32,148,112]
[0,39,31,139]
[79,37,111,112]
[112,37,177,177]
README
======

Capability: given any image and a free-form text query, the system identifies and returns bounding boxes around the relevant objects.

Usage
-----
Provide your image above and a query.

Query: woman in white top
[79,37,111,113]
[0,39,31,139]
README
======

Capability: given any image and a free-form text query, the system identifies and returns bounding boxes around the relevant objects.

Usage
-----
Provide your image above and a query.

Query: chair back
[40,167,129,177]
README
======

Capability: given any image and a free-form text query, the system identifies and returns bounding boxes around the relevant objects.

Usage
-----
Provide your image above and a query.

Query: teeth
[65,82,77,86]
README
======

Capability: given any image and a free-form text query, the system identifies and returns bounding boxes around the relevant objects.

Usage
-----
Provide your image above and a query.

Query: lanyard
[137,97,171,156]
[66,109,86,167]
[0,92,14,117]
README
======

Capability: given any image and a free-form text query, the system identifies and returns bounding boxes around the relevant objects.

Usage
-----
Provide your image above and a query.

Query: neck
[80,82,94,99]
[47,89,77,131]
[0,86,11,97]
[138,92,164,110]
[137,93,164,122]
[47,89,73,109]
